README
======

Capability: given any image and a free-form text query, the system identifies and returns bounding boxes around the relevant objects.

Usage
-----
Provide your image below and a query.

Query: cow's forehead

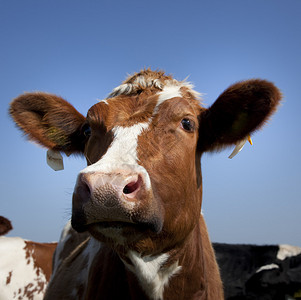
[87,70,203,128]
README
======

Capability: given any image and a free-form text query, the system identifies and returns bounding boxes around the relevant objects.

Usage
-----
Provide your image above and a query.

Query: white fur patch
[98,98,109,105]
[124,251,181,300]
[179,80,202,99]
[154,80,201,114]
[0,237,47,300]
[108,77,163,98]
[256,263,279,273]
[277,244,301,260]
[81,122,151,190]
[155,84,182,113]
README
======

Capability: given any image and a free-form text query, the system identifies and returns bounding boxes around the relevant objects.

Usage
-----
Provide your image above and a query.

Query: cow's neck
[84,216,223,300]
[122,216,219,300]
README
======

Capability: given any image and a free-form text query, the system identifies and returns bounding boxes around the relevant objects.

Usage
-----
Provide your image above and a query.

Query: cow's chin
[86,221,162,252]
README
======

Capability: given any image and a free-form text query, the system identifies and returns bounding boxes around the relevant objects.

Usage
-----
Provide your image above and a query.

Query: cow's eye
[82,124,91,138]
[180,118,195,132]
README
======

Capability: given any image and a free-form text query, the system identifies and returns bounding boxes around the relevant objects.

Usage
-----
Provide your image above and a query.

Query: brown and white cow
[0,217,57,300]
[9,69,281,299]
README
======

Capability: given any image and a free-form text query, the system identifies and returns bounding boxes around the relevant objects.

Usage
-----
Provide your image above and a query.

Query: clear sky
[1,0,300,246]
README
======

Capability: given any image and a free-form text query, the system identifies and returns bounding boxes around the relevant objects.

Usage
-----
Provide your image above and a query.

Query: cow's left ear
[9,92,86,154]
[198,79,282,153]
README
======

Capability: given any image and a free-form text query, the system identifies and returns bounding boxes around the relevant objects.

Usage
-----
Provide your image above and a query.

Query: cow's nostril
[123,176,142,195]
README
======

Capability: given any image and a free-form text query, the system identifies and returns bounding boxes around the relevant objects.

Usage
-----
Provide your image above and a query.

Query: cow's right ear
[9,92,86,154]
[197,80,282,154]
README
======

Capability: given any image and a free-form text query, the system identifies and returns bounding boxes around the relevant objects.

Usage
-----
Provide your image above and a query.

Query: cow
[213,243,301,300]
[9,69,281,299]
[0,217,57,300]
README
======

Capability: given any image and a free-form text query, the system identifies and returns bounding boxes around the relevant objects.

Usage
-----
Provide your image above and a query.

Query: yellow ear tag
[228,135,253,159]
[248,135,253,145]
[47,150,64,171]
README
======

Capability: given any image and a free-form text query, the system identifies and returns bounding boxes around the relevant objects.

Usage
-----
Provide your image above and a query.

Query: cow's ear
[198,80,282,152]
[10,92,86,154]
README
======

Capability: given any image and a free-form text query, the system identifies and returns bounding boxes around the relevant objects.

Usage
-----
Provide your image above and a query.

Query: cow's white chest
[123,251,181,300]
[0,237,47,300]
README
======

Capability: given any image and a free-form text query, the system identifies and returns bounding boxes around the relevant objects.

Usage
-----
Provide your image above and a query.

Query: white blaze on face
[81,122,151,189]
[154,85,182,114]
[0,237,47,300]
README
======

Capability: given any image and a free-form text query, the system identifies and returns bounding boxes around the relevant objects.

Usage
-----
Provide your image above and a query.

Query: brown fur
[24,241,57,282]
[9,92,86,153]
[198,79,282,152]
[0,216,13,235]
[9,70,282,299]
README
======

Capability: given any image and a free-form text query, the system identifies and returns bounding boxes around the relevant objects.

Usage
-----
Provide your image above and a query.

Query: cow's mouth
[72,210,163,236]
[92,221,139,230]
[89,220,159,233]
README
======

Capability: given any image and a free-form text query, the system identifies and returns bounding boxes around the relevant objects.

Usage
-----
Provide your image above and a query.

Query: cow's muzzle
[71,166,163,239]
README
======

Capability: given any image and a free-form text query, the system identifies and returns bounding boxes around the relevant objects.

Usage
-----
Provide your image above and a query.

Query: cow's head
[10,70,281,255]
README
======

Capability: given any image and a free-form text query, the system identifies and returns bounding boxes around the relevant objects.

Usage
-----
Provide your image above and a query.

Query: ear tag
[228,135,253,159]
[47,150,64,171]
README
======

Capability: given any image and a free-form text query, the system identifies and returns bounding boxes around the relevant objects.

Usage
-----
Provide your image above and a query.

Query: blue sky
[1,0,300,246]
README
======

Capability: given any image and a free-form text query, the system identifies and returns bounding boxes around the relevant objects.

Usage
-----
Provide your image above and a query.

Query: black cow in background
[213,243,301,300]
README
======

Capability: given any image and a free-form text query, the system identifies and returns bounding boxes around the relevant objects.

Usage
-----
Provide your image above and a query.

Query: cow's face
[10,70,281,255]
[72,90,203,254]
